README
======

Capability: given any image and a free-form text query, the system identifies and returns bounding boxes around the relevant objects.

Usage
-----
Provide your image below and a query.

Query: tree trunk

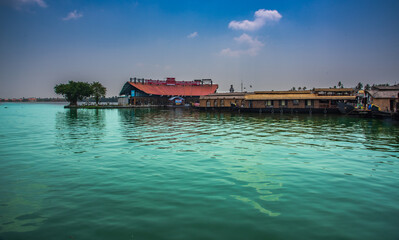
[70,100,78,106]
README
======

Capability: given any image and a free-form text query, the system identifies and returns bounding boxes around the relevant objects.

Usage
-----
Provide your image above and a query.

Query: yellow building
[200,88,356,113]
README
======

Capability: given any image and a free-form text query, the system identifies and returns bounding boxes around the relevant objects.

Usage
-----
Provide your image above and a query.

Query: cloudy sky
[0,0,398,97]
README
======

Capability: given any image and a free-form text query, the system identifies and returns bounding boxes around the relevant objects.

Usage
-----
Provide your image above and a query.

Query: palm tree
[356,82,363,90]
[91,82,107,105]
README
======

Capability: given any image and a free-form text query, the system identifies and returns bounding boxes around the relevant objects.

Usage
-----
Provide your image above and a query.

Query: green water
[0,103,398,240]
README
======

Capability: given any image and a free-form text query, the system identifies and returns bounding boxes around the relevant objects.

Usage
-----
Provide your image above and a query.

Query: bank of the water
[0,103,398,240]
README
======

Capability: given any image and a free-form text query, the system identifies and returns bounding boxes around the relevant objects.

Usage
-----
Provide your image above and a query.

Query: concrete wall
[118,97,129,106]
[372,98,396,112]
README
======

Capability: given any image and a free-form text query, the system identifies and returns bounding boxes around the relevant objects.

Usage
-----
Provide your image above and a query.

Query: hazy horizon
[1,0,398,98]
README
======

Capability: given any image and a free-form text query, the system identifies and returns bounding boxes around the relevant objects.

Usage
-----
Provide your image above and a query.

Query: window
[280,100,287,107]
[221,99,224,107]
[266,100,274,107]
[214,100,218,107]
[206,100,210,107]
[306,99,313,107]
[293,100,299,105]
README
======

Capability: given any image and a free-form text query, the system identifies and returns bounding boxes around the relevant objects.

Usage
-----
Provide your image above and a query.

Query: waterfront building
[200,92,247,108]
[200,88,357,113]
[365,85,399,112]
[119,77,218,106]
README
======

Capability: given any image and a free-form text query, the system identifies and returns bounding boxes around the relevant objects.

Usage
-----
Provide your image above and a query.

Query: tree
[364,84,371,90]
[54,81,93,106]
[338,81,342,88]
[298,87,302,90]
[303,86,307,90]
[91,82,107,105]
[291,87,296,91]
[356,82,363,90]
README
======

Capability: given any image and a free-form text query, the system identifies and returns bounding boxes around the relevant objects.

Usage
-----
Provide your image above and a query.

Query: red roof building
[119,78,218,106]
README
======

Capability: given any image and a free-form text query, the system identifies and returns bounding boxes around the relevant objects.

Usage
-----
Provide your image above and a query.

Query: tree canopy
[91,82,107,105]
[356,82,363,90]
[54,81,93,106]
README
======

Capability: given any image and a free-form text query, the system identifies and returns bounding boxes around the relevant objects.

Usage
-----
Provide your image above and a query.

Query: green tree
[91,82,107,105]
[54,81,93,106]
[364,84,371,90]
[356,82,363,90]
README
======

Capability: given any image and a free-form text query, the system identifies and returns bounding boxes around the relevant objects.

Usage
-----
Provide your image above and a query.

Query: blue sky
[0,0,398,97]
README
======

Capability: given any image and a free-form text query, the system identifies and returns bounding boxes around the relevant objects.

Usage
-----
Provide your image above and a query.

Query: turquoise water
[0,103,398,240]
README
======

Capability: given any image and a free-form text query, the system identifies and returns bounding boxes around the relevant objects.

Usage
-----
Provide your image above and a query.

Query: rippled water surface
[0,103,398,239]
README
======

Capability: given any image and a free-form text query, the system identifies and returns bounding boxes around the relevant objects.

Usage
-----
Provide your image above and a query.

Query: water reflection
[117,109,398,216]
[359,119,399,150]
[118,109,285,216]
[118,108,201,145]
[55,109,105,152]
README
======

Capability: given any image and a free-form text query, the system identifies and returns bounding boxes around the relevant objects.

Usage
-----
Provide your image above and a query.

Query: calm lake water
[0,103,398,240]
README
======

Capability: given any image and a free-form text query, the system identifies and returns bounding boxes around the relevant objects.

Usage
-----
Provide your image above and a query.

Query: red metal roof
[128,82,218,96]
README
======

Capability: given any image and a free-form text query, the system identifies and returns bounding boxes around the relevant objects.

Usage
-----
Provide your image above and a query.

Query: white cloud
[63,10,83,21]
[220,33,264,57]
[6,0,47,9]
[187,32,198,39]
[22,0,46,7]
[228,9,282,31]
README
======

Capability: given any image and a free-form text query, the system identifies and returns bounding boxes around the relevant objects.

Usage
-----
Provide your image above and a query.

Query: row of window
[263,100,314,107]
[206,99,317,107]
[318,92,351,96]
[206,99,227,107]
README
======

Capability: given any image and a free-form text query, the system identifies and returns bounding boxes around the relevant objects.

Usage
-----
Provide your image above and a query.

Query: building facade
[200,88,357,113]
[119,78,218,106]
[366,85,399,112]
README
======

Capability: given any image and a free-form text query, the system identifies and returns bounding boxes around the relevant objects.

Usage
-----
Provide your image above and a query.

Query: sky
[0,0,398,98]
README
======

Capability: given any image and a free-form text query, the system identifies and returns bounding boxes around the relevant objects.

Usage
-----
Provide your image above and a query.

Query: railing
[135,79,204,86]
